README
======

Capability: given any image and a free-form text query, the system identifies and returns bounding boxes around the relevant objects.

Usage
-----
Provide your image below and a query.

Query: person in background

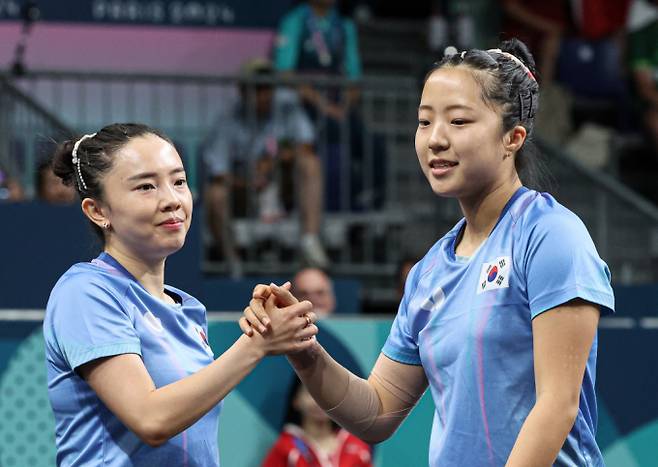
[203,60,328,272]
[262,377,372,467]
[274,0,361,124]
[428,0,476,54]
[292,267,336,317]
[36,158,75,204]
[274,0,385,212]
[500,0,571,84]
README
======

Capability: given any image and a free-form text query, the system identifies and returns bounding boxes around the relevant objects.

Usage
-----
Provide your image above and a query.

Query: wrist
[236,334,267,362]
[287,340,322,371]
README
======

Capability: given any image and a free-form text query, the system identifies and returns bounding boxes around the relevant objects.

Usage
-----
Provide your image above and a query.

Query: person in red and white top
[263,379,372,467]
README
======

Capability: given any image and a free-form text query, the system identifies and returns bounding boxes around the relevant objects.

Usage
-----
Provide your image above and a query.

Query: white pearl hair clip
[71,133,97,191]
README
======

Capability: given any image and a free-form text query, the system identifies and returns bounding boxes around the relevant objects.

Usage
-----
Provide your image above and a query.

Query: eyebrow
[418,104,475,112]
[126,167,185,182]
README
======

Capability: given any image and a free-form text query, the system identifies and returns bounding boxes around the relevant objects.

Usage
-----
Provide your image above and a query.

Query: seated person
[262,378,373,467]
[203,60,328,271]
[274,0,387,212]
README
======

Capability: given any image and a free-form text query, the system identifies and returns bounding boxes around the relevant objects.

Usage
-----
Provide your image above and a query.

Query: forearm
[287,341,353,409]
[288,346,425,443]
[142,335,264,444]
[506,396,578,466]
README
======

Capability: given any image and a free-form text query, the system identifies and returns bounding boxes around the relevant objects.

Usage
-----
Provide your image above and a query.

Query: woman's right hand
[240,282,293,336]
[247,292,318,355]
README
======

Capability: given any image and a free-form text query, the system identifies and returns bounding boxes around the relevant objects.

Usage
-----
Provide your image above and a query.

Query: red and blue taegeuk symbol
[487,265,498,282]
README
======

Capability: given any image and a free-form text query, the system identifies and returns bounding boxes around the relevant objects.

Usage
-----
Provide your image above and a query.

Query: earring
[102,222,109,229]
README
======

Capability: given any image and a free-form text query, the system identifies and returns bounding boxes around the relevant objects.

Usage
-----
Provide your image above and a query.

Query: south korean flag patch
[477,256,511,294]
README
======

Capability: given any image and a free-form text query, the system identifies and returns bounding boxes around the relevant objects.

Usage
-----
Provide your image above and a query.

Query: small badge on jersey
[196,326,214,357]
[477,256,511,294]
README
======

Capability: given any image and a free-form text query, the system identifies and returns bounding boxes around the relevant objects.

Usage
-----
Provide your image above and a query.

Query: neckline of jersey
[449,186,529,262]
[94,252,183,306]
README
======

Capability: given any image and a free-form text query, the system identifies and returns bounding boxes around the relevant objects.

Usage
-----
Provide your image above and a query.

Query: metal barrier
[0,76,73,199]
[3,70,658,292]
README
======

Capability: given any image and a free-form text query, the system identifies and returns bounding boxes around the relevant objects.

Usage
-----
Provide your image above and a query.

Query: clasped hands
[239,282,318,355]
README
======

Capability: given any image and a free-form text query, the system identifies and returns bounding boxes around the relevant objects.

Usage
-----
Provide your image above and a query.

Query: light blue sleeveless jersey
[44,252,221,466]
[383,188,614,467]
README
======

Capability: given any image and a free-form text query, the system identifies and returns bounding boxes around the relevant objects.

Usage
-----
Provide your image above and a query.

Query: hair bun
[51,140,76,187]
[499,38,538,80]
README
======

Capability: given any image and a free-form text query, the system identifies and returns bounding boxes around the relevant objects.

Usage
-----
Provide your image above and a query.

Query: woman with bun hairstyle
[242,39,614,466]
[43,123,319,466]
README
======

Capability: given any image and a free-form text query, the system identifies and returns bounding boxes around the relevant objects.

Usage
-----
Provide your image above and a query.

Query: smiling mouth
[158,218,184,227]
[429,160,458,169]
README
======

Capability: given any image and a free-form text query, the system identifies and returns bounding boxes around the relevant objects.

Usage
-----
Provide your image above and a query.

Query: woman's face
[415,66,514,200]
[99,134,193,262]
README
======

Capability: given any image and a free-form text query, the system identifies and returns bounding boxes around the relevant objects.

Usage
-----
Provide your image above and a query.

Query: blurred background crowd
[1,0,658,311]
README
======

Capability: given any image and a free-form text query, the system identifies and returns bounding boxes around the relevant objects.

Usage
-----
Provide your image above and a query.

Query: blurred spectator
[274,0,362,122]
[0,165,24,202]
[292,267,335,316]
[554,0,631,102]
[262,377,372,467]
[628,0,658,153]
[501,0,571,83]
[203,60,328,273]
[428,0,476,53]
[503,0,633,153]
[575,0,633,41]
[500,1,574,147]
[36,159,75,204]
[274,0,385,212]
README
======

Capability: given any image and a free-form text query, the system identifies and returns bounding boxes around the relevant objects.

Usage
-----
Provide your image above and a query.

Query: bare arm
[244,284,428,443]
[79,297,316,447]
[289,345,428,443]
[505,299,600,466]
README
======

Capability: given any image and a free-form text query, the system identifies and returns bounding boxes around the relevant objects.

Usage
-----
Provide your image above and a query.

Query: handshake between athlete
[240,281,317,345]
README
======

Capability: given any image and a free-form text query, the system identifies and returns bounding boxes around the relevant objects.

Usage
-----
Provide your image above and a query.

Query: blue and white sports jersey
[44,252,221,467]
[383,188,614,467]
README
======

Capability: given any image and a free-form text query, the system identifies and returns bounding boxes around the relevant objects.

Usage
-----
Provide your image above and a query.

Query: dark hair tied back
[426,38,548,188]
[51,123,173,241]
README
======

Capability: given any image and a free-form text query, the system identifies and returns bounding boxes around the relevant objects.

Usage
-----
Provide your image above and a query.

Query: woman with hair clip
[43,123,319,466]
[242,38,614,466]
